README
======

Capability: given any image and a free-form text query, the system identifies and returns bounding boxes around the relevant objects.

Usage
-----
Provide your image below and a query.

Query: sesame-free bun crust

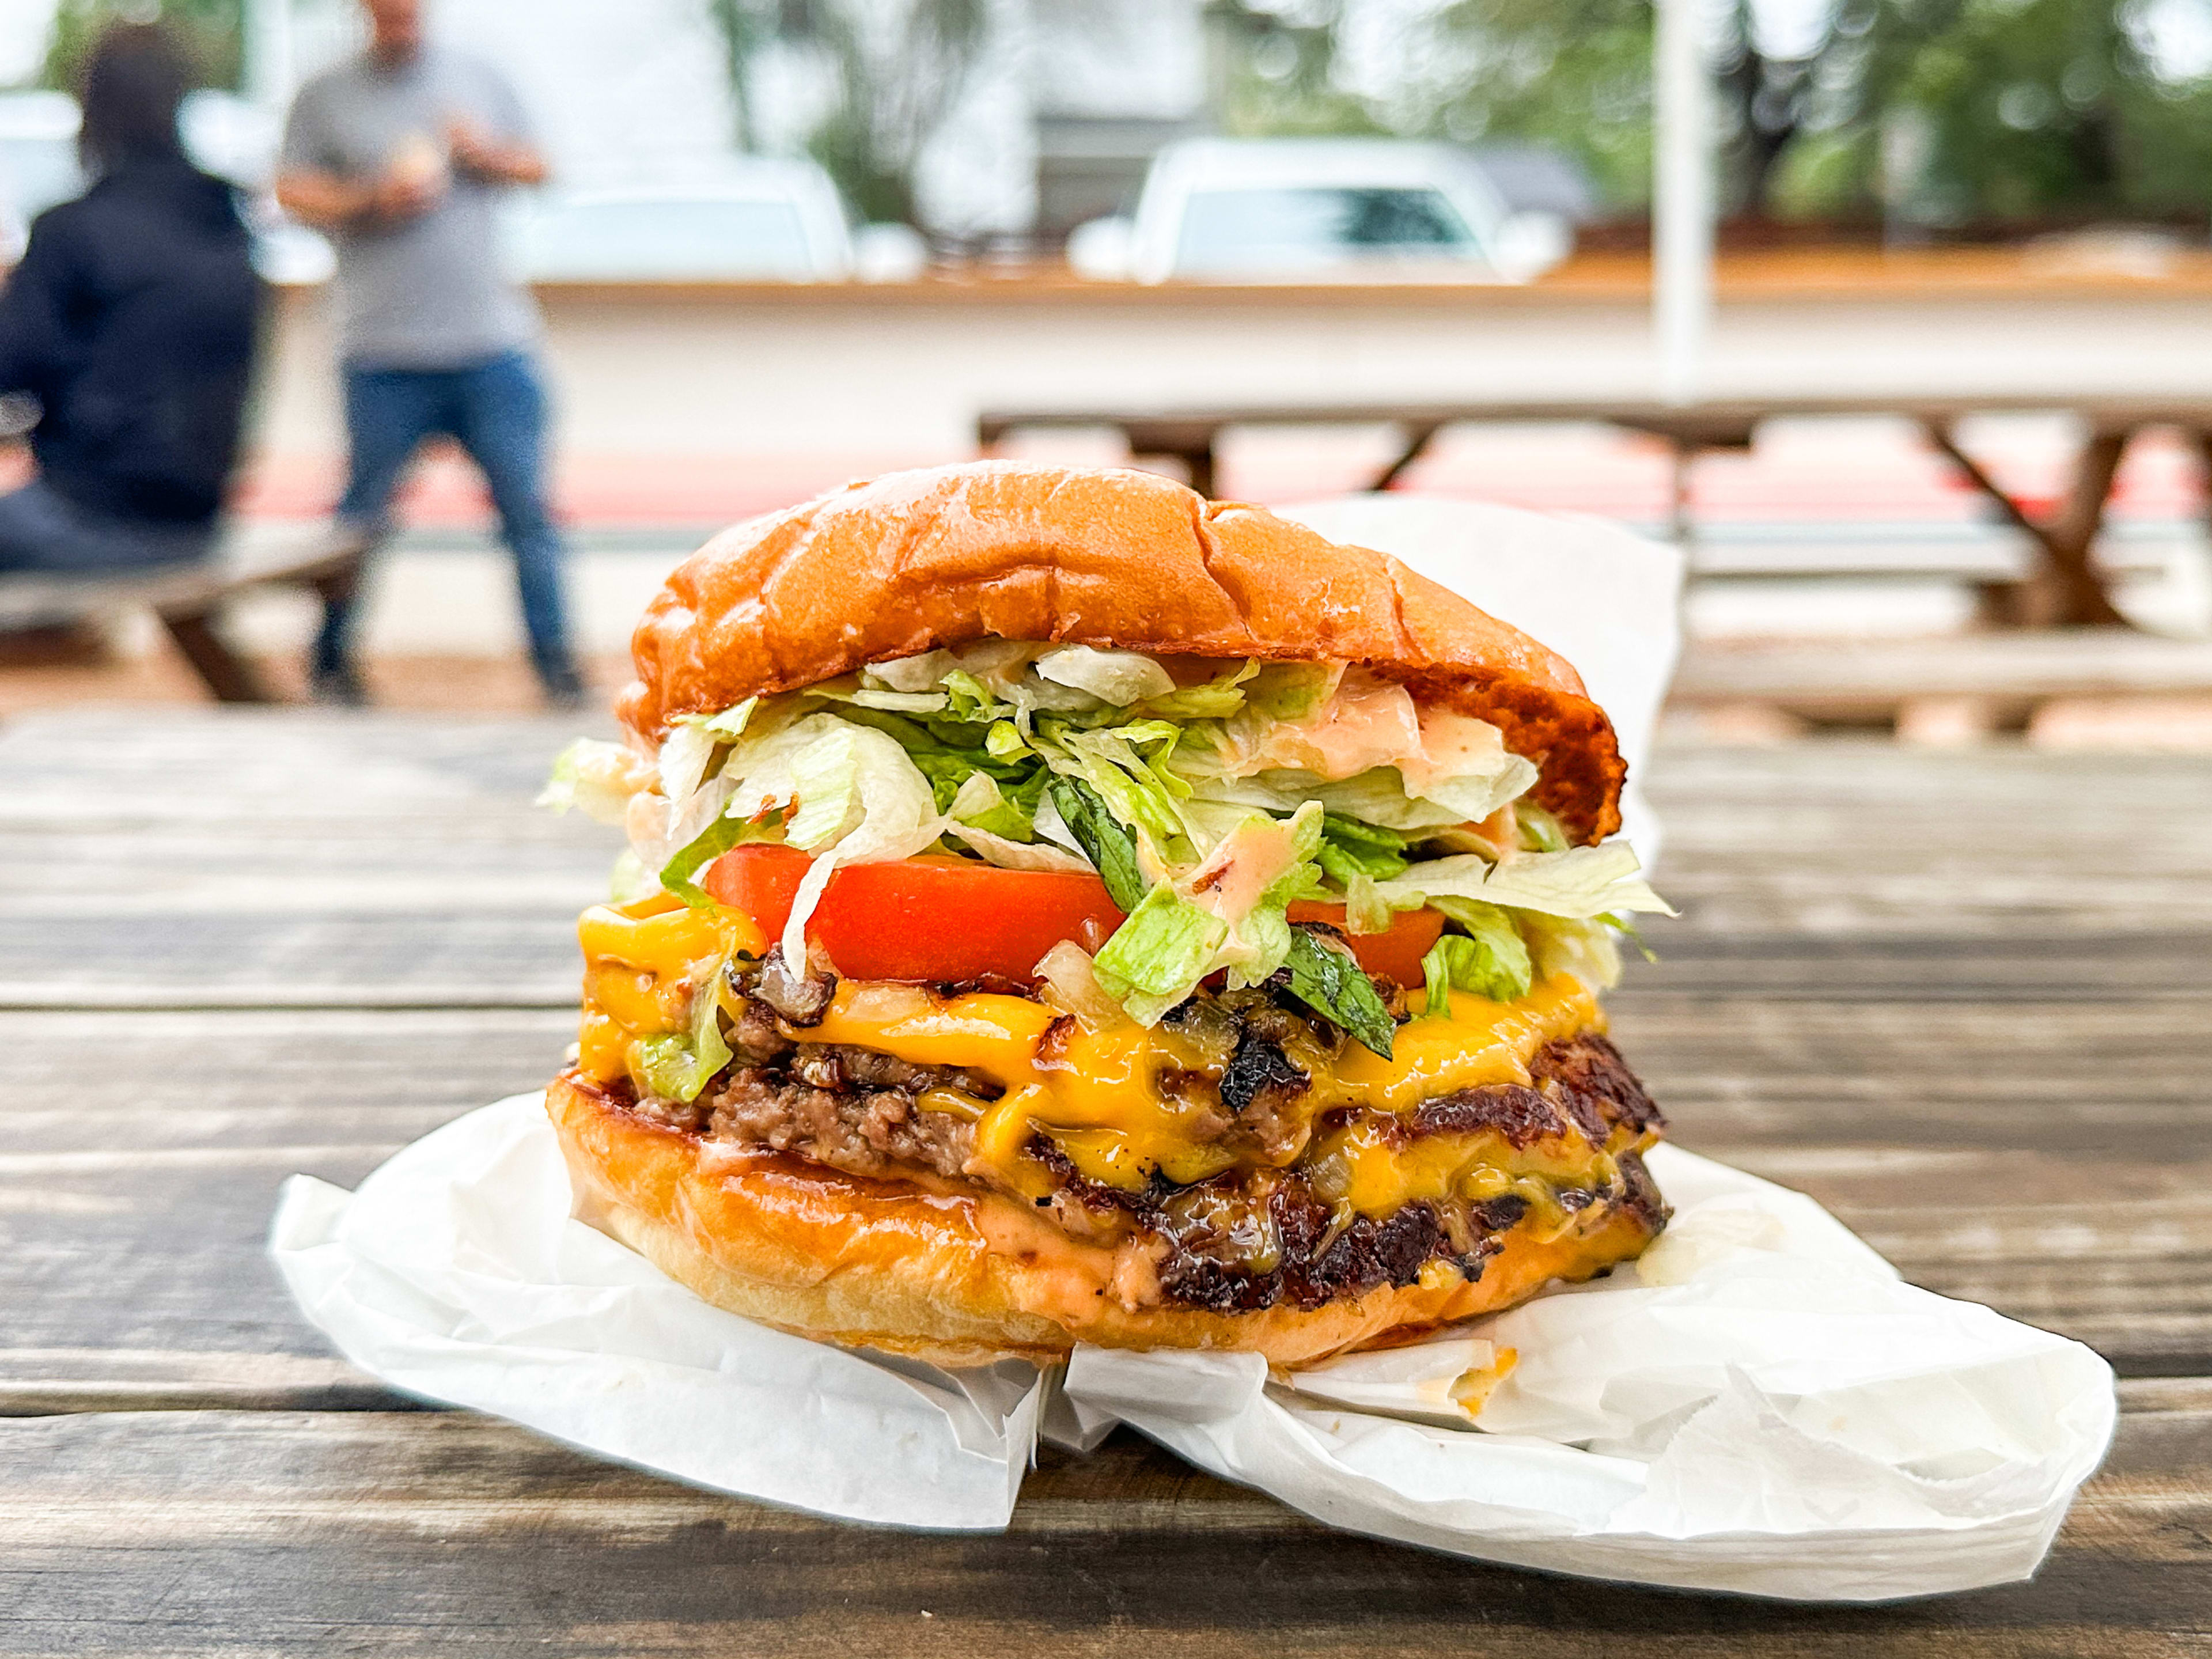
[619,462,1626,843]
[547,1070,1660,1369]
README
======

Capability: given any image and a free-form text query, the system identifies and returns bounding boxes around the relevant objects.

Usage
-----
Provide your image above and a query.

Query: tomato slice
[702,845,1126,986]
[700,844,1443,989]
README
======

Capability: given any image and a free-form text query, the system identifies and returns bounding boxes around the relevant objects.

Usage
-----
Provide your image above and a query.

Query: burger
[539,462,1674,1369]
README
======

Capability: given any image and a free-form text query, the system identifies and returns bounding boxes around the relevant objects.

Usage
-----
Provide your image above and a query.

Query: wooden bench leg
[1923,419,2131,628]
[2037,427,2132,627]
[1370,422,1442,491]
[159,606,273,703]
[1170,444,1216,499]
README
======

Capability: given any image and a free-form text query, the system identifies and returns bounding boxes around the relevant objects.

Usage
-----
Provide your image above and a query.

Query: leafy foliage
[42,0,241,93]
[1215,0,2212,226]
[1779,0,2212,227]
[704,0,988,226]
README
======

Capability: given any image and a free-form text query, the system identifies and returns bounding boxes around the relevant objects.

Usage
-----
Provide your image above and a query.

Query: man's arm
[275,166,440,231]
[446,122,546,188]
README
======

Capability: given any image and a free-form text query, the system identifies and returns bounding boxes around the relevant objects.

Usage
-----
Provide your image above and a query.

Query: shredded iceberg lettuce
[1376,843,1674,921]
[547,640,1670,1047]
[537,738,652,826]
[1419,899,1534,1014]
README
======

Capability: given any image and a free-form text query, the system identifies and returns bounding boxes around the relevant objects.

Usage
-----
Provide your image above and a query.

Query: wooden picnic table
[2,708,2207,1654]
[979,392,2212,629]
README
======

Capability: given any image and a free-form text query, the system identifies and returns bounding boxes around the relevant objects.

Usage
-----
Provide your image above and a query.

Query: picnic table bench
[2,709,2207,1653]
[978,392,2212,630]
[0,526,356,703]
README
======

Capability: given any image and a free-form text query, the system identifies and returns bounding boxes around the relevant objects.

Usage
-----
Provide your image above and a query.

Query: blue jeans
[315,350,575,684]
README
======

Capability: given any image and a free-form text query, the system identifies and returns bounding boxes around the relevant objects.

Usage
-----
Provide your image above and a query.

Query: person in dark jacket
[0,22,262,574]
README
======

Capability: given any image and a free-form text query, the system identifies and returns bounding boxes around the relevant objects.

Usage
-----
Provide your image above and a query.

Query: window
[1174,186,1479,274]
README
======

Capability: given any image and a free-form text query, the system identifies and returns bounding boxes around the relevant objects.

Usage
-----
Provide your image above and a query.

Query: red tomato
[702,845,1126,985]
[702,844,1444,989]
[1289,899,1443,987]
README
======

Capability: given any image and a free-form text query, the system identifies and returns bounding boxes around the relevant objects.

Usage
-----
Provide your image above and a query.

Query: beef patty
[599,971,1666,1314]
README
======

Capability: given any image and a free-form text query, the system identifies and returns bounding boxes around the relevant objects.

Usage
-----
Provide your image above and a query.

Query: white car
[508,161,927,284]
[1068,137,1574,285]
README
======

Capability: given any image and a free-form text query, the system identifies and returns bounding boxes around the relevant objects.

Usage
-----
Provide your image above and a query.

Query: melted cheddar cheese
[804,975,1604,1200]
[575,893,766,1093]
[571,890,1633,1226]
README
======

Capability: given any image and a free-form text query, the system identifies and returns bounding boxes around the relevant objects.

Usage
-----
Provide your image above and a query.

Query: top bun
[619,462,1626,842]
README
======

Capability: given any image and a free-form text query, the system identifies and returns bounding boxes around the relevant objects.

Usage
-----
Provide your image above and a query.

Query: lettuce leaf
[1047,774,1146,909]
[1517,802,1570,854]
[1378,843,1675,921]
[659,805,784,908]
[1285,928,1395,1058]
[632,973,732,1104]
[656,721,722,804]
[1521,911,1626,990]
[538,737,649,826]
[1093,884,1229,1022]
[1181,767,1474,835]
[722,715,949,960]
[1035,644,1177,704]
[1243,661,1342,721]
[1139,658,1259,720]
[1180,802,1324,987]
[1037,723,1190,858]
[1316,812,1410,883]
[1422,898,1534,1010]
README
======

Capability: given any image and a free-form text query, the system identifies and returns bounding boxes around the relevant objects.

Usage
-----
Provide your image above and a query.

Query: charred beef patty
[600,964,1665,1313]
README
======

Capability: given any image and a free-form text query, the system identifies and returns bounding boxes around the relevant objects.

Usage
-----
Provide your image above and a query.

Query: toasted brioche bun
[619,461,1626,843]
[547,1070,1661,1369]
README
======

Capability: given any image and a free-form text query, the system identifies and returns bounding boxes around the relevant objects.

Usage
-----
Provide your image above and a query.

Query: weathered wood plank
[0,1395,2203,1656]
[0,1011,561,1400]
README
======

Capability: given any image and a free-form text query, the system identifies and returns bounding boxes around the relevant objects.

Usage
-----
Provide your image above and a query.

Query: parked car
[1067,138,1575,285]
[508,161,928,283]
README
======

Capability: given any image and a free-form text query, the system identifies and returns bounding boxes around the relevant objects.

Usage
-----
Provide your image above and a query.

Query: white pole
[243,0,296,114]
[1653,0,1713,407]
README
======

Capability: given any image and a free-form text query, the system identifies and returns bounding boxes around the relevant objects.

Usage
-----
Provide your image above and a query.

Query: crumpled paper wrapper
[272,1093,2114,1599]
[270,498,2111,1595]
[1275,495,1683,859]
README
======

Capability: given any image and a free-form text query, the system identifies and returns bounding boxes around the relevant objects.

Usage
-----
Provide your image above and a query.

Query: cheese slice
[574,899,1626,1211]
[777,972,1601,1198]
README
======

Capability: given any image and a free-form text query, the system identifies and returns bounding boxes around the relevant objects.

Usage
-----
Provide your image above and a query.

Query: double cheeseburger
[541,462,1673,1368]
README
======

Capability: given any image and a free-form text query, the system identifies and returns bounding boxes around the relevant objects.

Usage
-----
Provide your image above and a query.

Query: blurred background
[2,0,2210,746]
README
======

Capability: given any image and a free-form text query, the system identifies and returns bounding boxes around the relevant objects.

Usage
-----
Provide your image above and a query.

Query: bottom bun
[547,1070,1660,1369]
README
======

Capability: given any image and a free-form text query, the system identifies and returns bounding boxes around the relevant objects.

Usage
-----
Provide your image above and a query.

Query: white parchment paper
[269,498,2111,1595]
[272,1095,2115,1599]
[271,1093,1044,1529]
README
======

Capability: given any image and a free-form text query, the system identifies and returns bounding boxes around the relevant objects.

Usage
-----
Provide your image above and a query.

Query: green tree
[1778,0,2212,226]
[1417,0,1656,207]
[1205,0,1381,137]
[705,0,987,226]
[41,0,242,93]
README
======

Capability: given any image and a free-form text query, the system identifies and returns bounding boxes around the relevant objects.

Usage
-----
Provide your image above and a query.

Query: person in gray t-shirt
[276,0,580,706]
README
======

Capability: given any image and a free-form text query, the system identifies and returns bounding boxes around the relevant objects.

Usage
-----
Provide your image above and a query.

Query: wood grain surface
[2,710,2207,1654]
[0,1390,2206,1658]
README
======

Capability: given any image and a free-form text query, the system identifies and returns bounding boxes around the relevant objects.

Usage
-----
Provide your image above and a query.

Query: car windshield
[516,198,816,280]
[1174,185,1480,274]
